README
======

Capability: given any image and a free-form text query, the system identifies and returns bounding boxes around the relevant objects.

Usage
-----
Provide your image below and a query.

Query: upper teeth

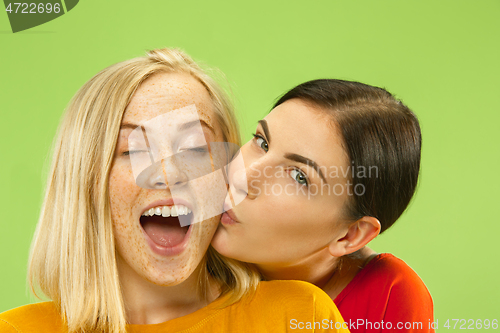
[142,205,192,217]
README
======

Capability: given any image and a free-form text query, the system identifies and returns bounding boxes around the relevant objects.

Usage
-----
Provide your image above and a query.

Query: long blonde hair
[28,48,260,333]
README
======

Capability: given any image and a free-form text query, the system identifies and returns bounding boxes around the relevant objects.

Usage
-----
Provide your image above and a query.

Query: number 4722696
[443,319,498,330]
[5,2,61,14]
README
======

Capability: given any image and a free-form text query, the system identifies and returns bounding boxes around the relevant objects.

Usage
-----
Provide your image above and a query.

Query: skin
[109,72,224,325]
[212,99,381,300]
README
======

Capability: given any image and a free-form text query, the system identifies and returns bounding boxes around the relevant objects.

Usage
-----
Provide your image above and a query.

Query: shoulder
[256,279,327,295]
[335,253,434,329]
[248,281,348,332]
[0,302,65,333]
[204,281,349,332]
[361,253,431,293]
[255,280,335,304]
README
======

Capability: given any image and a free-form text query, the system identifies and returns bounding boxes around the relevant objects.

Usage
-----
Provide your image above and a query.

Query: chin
[211,233,245,262]
[211,227,230,254]
[142,259,201,287]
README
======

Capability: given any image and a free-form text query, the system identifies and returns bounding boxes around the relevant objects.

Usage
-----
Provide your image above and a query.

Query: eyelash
[122,146,208,157]
[252,133,268,151]
[252,133,309,187]
[289,168,310,187]
[183,146,209,153]
[122,150,148,156]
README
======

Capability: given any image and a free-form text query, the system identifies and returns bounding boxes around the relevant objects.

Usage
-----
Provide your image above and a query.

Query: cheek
[189,216,219,256]
[251,197,322,237]
[108,165,139,227]
[257,190,304,218]
[197,216,220,243]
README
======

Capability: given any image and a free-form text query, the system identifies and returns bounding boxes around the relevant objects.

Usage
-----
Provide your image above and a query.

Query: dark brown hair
[274,79,421,233]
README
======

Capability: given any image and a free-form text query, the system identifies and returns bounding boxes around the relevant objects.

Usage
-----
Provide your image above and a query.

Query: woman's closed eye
[123,149,150,156]
[180,145,209,154]
[122,145,208,158]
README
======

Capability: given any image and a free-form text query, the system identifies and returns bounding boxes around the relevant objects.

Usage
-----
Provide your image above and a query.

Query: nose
[137,158,188,190]
[162,157,189,188]
[228,161,249,203]
[227,144,267,202]
[148,163,167,189]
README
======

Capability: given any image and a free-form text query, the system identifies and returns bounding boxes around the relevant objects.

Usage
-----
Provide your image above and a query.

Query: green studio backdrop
[1,0,499,330]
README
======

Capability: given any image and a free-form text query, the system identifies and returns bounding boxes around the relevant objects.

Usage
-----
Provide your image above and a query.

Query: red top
[334,253,435,333]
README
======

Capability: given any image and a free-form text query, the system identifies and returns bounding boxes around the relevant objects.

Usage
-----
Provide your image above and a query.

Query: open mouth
[140,205,194,248]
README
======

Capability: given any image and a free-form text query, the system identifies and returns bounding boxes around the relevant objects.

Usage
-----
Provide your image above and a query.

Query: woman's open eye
[290,169,309,186]
[252,134,269,152]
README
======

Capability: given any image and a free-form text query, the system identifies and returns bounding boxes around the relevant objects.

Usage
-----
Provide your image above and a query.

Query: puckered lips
[140,199,194,256]
[221,208,239,226]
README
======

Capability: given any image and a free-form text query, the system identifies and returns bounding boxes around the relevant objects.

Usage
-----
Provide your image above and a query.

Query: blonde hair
[28,48,260,333]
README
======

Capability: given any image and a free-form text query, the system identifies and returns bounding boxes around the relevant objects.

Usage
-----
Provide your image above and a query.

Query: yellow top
[0,281,349,332]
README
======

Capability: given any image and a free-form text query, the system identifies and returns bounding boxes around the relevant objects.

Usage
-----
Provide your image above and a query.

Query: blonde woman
[0,49,348,333]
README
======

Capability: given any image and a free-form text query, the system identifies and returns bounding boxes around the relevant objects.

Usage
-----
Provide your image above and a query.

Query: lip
[221,208,239,226]
[140,198,194,256]
[141,198,194,216]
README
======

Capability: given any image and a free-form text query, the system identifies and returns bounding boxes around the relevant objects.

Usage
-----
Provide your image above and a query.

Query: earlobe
[328,216,381,257]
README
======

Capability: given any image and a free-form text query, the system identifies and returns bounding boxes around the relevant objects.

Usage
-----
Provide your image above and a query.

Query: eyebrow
[258,120,271,144]
[120,123,139,130]
[116,124,154,162]
[178,119,215,134]
[120,120,215,134]
[285,153,327,184]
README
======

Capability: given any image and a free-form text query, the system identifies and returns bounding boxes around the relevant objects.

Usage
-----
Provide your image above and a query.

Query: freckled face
[108,72,223,286]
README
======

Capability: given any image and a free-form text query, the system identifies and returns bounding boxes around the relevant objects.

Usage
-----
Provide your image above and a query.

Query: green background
[1,0,499,330]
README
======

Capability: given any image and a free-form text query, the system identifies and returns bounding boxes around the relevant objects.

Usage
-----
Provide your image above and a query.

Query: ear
[328,216,381,257]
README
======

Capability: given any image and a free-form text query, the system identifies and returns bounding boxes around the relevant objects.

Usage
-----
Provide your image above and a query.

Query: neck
[256,247,379,300]
[117,255,219,325]
[256,248,340,290]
